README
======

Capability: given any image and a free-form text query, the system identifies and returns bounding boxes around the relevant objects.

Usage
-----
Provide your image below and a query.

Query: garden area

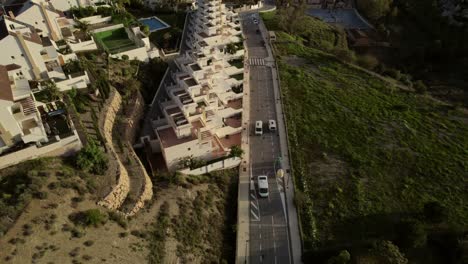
[229,57,244,69]
[94,28,137,54]
[262,10,468,264]
[148,12,187,53]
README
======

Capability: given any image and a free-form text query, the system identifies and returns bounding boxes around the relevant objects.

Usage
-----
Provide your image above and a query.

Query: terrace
[218,132,241,149]
[226,98,242,110]
[157,120,204,148]
[37,101,74,139]
[224,113,242,128]
[94,28,138,54]
[184,77,198,87]
[173,90,194,105]
[190,63,202,71]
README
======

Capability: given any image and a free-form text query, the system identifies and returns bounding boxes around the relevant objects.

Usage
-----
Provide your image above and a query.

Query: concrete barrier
[178,157,241,175]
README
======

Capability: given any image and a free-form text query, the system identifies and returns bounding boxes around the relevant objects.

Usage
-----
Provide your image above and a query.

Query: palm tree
[43,81,62,101]
[75,20,90,38]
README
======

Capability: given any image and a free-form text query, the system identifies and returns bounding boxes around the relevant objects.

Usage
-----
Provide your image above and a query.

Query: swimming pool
[139,16,170,32]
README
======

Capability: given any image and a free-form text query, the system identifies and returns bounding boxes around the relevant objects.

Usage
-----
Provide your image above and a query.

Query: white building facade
[149,0,245,171]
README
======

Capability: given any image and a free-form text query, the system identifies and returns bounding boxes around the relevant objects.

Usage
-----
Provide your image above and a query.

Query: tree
[396,219,427,248]
[229,145,244,158]
[413,80,428,94]
[226,43,238,54]
[75,20,91,36]
[423,201,448,223]
[42,81,62,101]
[76,140,108,175]
[373,240,408,264]
[357,0,393,21]
[327,250,351,264]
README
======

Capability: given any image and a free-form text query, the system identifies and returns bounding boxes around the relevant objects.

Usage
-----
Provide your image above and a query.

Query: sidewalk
[259,16,303,264]
[236,21,252,264]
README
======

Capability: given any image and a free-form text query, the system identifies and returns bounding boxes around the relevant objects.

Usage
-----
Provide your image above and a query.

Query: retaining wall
[97,90,130,210]
[178,157,241,175]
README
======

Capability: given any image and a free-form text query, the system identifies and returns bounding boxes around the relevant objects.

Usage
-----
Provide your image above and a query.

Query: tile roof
[0,65,14,101]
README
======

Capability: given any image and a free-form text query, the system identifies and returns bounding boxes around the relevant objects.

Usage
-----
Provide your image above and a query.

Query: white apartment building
[29,0,106,12]
[0,15,68,81]
[0,63,48,153]
[150,0,245,171]
[3,0,64,41]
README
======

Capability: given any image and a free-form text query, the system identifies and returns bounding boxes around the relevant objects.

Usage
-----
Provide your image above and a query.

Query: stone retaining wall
[97,90,131,210]
[124,148,153,217]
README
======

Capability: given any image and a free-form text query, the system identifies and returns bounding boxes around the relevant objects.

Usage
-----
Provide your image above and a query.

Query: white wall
[56,71,90,91]
[111,46,150,62]
[0,100,23,145]
[178,156,241,175]
[16,5,62,40]
[162,135,216,171]
[91,24,124,34]
[69,38,98,52]
[0,131,82,169]
[79,15,112,25]
[0,36,45,80]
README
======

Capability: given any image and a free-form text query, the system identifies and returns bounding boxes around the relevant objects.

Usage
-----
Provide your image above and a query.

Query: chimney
[8,11,15,19]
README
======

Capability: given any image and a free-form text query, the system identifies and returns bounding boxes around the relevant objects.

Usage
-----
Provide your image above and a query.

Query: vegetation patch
[266,18,468,263]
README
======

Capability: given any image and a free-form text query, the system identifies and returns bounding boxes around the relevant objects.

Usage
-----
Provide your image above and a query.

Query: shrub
[357,54,379,70]
[75,140,108,175]
[333,48,356,63]
[83,240,94,247]
[414,80,428,94]
[70,209,107,227]
[71,227,85,238]
[229,145,244,158]
[423,201,448,223]
[396,219,427,248]
[385,68,401,80]
[121,55,129,61]
[108,211,128,229]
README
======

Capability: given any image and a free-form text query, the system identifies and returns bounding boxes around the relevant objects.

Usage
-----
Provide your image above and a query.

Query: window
[11,56,15,59]
[21,54,24,57]
[187,148,191,151]
[35,22,38,25]
[9,24,15,30]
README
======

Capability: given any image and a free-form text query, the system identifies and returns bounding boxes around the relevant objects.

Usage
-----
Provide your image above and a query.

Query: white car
[268,119,277,131]
[255,120,263,135]
[257,175,269,197]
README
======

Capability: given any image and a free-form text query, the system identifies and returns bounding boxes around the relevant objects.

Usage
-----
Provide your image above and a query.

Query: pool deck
[139,16,171,32]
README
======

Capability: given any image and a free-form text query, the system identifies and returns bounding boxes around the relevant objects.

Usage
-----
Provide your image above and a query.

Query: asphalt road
[242,13,291,264]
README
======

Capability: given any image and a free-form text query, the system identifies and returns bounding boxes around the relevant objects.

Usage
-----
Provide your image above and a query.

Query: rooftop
[157,120,205,148]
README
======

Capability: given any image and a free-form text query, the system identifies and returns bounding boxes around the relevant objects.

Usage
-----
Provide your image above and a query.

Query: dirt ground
[0,180,148,264]
[0,171,235,264]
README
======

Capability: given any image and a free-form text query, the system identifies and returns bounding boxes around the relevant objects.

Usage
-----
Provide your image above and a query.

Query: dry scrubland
[0,158,237,264]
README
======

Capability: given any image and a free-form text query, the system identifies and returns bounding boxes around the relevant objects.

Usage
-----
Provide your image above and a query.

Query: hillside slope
[263,11,468,263]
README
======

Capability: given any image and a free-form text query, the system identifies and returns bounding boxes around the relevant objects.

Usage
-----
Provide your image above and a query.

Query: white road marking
[251,209,259,220]
[251,193,257,200]
[251,201,258,210]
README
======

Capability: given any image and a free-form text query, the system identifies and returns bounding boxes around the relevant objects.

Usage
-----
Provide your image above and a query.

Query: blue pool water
[139,17,170,32]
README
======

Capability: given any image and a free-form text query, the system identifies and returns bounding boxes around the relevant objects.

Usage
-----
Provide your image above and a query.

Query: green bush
[357,54,379,70]
[75,140,108,175]
[69,209,107,227]
[414,80,428,94]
